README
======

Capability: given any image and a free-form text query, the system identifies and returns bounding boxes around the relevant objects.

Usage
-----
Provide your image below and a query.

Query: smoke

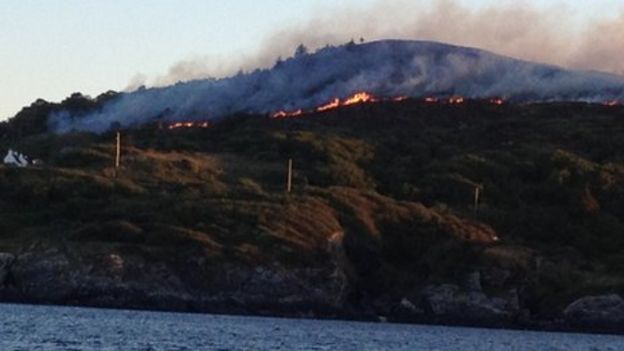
[49,39,624,133]
[48,0,624,133]
[569,13,624,75]
[152,55,236,87]
[147,0,623,86]
[149,52,283,88]
[280,0,624,75]
[257,0,567,67]
[125,73,148,92]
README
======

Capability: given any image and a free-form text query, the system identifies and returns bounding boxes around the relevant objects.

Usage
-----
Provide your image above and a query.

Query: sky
[1,0,623,121]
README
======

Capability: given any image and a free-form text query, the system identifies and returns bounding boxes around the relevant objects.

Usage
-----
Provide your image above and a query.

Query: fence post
[113,131,121,178]
[474,185,483,212]
[286,158,293,193]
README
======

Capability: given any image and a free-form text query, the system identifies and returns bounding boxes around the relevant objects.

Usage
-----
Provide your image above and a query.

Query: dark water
[0,304,622,350]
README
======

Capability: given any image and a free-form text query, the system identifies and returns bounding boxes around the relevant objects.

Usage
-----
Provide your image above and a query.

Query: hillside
[1,99,624,333]
[46,40,624,133]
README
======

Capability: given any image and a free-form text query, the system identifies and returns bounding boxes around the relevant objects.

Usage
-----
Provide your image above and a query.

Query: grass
[1,99,624,315]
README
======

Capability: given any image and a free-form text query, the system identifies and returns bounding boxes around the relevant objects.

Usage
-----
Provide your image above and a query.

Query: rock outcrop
[419,284,521,326]
[0,244,351,319]
[564,294,624,331]
[0,243,622,334]
[0,253,15,286]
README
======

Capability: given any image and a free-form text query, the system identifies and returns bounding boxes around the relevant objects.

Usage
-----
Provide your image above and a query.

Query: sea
[0,304,622,350]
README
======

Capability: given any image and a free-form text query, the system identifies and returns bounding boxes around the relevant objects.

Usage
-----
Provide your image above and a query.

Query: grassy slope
[1,99,623,318]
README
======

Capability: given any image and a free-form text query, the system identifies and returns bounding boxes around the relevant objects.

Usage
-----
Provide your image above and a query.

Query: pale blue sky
[1,0,621,120]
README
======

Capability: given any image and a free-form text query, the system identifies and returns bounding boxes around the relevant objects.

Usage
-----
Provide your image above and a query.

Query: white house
[3,149,29,167]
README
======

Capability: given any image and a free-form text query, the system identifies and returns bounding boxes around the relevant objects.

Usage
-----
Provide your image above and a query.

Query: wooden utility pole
[474,185,483,212]
[286,158,293,193]
[115,131,121,169]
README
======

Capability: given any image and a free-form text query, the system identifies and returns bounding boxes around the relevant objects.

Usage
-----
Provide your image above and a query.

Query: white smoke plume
[49,39,624,133]
[48,0,624,133]
[568,12,624,75]
[148,0,624,85]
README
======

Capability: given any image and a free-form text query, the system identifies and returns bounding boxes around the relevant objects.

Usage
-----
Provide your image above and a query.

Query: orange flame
[603,100,621,107]
[269,92,412,120]
[168,121,210,130]
[449,96,465,104]
[344,92,377,105]
[272,109,303,119]
[316,98,341,112]
[424,97,438,103]
[317,92,378,112]
[490,98,505,105]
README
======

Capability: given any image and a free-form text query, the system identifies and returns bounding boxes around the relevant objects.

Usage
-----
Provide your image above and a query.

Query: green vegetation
[1,99,623,318]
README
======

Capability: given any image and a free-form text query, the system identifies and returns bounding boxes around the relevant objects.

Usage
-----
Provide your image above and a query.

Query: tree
[96,90,120,104]
[346,39,357,51]
[294,44,309,57]
[273,56,284,68]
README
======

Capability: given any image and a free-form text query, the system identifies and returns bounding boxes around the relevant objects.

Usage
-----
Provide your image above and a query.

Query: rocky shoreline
[0,247,621,335]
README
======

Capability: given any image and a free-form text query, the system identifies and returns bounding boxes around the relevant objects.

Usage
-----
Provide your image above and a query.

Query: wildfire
[168,121,210,130]
[272,109,303,119]
[271,91,409,119]
[424,96,467,104]
[267,92,512,123]
[344,92,377,105]
[316,98,341,112]
[449,96,465,104]
[317,92,379,112]
[603,100,621,107]
[167,93,518,130]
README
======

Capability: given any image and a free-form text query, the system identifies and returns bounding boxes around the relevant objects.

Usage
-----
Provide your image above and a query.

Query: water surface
[0,304,622,350]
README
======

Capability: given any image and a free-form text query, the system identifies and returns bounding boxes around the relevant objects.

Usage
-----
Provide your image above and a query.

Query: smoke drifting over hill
[47,1,624,133]
[147,0,624,86]
[49,40,624,133]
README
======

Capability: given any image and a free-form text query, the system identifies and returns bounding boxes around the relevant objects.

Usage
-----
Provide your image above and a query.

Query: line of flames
[316,92,378,113]
[273,92,398,119]
[167,121,211,130]
[271,92,500,119]
[166,93,622,128]
[273,93,622,120]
